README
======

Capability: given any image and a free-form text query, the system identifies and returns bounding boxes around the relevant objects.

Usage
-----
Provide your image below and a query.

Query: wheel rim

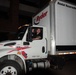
[0,66,17,75]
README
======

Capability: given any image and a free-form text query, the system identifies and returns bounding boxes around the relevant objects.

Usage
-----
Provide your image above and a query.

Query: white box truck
[0,0,76,75]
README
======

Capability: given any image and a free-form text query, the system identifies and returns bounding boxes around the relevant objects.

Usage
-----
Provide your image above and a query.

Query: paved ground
[54,60,76,75]
[25,60,76,75]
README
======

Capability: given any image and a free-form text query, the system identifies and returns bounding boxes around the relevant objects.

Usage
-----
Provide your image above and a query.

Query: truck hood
[0,40,22,50]
[0,40,22,45]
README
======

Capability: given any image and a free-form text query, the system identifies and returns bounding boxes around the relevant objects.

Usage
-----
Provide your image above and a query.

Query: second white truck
[0,0,76,75]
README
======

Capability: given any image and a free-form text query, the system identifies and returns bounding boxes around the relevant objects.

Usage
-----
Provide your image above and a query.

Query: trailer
[0,0,76,75]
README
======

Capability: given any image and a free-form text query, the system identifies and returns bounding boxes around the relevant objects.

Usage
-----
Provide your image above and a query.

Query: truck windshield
[17,26,28,40]
[0,26,28,42]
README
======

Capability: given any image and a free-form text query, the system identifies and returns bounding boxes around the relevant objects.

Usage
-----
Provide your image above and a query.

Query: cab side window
[32,27,43,40]
[26,27,43,41]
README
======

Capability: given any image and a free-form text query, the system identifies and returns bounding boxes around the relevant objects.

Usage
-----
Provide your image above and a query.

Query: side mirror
[26,27,32,42]
[23,42,29,45]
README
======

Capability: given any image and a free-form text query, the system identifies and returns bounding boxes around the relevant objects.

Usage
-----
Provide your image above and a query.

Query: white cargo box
[32,0,76,54]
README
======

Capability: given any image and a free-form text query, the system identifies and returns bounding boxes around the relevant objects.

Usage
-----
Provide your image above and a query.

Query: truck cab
[17,25,48,59]
[0,24,50,75]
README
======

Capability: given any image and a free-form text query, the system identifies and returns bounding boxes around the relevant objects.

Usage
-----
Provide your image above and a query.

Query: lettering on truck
[34,11,48,25]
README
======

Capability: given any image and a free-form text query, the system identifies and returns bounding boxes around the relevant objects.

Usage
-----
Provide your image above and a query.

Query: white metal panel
[55,0,76,45]
[32,5,51,52]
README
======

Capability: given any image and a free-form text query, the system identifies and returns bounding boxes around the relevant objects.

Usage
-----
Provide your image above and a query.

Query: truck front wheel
[0,60,22,75]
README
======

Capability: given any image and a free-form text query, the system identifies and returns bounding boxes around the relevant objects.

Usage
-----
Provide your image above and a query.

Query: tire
[0,60,22,75]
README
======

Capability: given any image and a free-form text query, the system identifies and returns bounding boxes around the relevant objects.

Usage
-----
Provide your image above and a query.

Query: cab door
[25,27,47,59]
